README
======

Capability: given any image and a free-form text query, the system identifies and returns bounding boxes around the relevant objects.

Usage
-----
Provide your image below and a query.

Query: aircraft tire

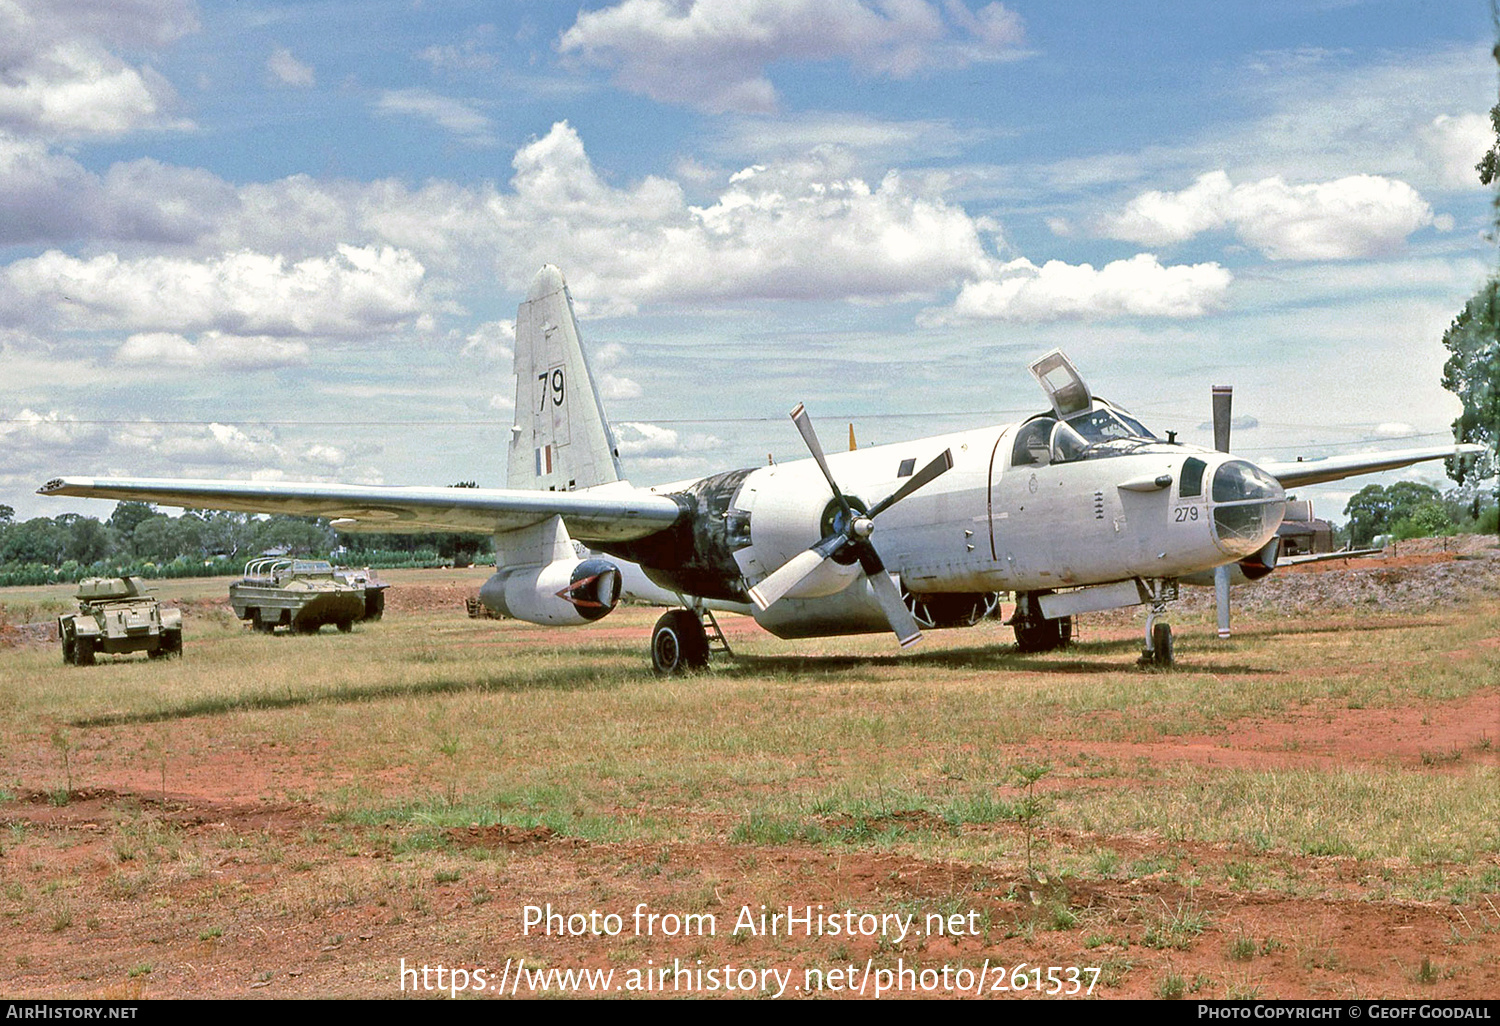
[651,609,710,676]
[1013,613,1072,653]
[1151,622,1174,667]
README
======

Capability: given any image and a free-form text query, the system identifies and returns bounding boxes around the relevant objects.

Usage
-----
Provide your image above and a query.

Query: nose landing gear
[1138,579,1176,668]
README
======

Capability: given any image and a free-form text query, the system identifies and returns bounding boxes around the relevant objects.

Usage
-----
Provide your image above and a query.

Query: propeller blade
[754,407,948,634]
[790,404,854,520]
[866,448,954,520]
[1214,563,1232,638]
[1213,385,1233,639]
[1212,385,1232,453]
[747,532,847,611]
[864,563,923,648]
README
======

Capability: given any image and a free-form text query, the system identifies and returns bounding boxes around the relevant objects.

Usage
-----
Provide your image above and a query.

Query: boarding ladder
[700,608,733,658]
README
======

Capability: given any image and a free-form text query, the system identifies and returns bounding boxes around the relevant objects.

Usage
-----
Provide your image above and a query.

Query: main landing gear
[650,608,732,676]
[1010,593,1073,654]
[1138,579,1177,668]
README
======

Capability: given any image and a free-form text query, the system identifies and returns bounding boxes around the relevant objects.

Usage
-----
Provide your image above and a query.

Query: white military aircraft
[40,265,1480,672]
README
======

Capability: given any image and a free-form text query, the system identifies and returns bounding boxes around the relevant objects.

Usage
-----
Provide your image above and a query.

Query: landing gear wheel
[1013,614,1073,653]
[1141,622,1174,668]
[651,609,710,676]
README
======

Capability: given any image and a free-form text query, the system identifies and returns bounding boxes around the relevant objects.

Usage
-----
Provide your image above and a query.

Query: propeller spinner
[748,404,954,648]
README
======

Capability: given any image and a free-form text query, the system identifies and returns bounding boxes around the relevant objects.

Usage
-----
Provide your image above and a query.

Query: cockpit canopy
[1011,399,1159,468]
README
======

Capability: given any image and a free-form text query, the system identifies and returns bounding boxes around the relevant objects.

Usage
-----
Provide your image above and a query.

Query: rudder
[507,265,624,491]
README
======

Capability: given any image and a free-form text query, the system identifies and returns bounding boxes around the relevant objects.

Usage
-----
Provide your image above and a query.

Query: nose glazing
[1210,460,1285,556]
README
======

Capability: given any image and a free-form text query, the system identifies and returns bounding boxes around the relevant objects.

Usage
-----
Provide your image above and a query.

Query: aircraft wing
[1279,547,1384,566]
[37,476,683,543]
[1260,444,1484,489]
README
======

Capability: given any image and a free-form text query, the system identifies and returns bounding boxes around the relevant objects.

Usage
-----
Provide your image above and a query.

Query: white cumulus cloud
[935,253,1232,323]
[0,0,197,139]
[115,331,311,370]
[1098,171,1435,260]
[0,139,237,246]
[460,319,515,362]
[1,403,378,492]
[505,123,994,310]
[558,0,1026,114]
[0,245,426,337]
[1420,112,1492,190]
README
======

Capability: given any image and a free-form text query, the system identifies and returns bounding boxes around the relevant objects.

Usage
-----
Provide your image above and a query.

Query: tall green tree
[108,501,157,537]
[1344,482,1444,547]
[61,515,113,564]
[1443,10,1500,537]
[1441,284,1500,491]
[0,518,67,564]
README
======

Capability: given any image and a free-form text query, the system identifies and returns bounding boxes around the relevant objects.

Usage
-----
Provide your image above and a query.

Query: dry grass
[1,568,1497,998]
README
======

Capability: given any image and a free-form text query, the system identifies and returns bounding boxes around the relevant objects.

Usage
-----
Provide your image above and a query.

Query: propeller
[1212,385,1233,639]
[748,403,953,648]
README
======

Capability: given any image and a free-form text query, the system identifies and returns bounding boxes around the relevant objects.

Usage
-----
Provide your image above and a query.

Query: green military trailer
[229,558,367,634]
[59,576,183,665]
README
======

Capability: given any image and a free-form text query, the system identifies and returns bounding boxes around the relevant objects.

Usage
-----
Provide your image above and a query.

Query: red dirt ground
[1,554,1497,1001]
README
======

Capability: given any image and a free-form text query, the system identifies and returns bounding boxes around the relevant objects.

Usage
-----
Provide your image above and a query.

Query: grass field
[1,566,1496,999]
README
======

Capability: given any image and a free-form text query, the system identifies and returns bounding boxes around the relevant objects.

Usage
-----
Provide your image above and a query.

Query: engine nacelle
[479,558,622,626]
[1237,536,1280,582]
[735,465,863,602]
[1182,536,1283,587]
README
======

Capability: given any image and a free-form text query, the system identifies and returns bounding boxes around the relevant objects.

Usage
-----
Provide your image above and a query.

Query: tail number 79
[538,368,565,411]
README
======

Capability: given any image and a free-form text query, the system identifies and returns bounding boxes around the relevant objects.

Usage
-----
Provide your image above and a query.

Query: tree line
[0,501,492,587]
[1342,482,1499,548]
[1446,17,1500,541]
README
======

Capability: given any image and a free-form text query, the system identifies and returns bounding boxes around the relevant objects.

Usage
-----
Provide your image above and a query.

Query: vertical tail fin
[507,265,624,491]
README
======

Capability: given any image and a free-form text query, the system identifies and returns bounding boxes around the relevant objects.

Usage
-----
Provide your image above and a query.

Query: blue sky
[3,0,1495,523]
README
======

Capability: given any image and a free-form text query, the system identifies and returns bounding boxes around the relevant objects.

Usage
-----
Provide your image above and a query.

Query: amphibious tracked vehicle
[229,558,367,634]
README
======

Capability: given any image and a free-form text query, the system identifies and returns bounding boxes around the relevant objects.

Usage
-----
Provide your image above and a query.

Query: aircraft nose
[1209,459,1286,557]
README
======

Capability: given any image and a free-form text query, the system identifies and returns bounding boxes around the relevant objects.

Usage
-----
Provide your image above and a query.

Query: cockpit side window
[1011,418,1056,466]
[1049,420,1089,462]
[1180,457,1206,498]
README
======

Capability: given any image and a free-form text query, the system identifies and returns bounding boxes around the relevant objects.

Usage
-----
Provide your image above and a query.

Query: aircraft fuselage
[598,421,1286,639]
